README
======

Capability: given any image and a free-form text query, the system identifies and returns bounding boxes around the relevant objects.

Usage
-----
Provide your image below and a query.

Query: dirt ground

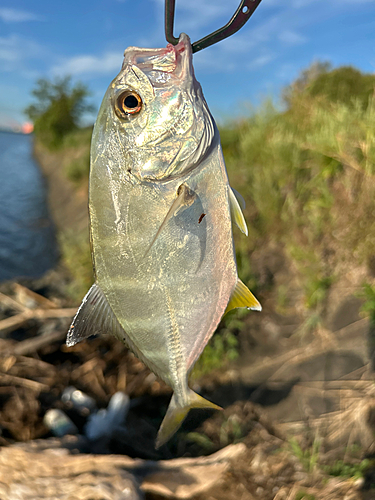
[0,277,375,500]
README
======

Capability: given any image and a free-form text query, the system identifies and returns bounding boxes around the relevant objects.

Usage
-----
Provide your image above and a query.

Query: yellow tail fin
[155,390,221,448]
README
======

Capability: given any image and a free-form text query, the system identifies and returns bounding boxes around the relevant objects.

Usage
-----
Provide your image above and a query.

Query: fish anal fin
[225,279,262,315]
[229,187,248,236]
[66,283,126,347]
[156,389,221,448]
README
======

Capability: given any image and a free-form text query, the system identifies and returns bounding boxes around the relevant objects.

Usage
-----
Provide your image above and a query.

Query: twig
[0,291,28,312]
[0,311,34,335]
[33,308,77,319]
[2,329,68,356]
[0,308,77,335]
[13,283,59,309]
[0,373,49,391]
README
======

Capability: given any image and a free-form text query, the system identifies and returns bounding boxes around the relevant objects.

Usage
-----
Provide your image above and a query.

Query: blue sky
[1,0,375,128]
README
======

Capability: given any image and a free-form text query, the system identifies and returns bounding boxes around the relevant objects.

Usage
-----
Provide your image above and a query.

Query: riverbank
[33,129,91,235]
[32,129,93,300]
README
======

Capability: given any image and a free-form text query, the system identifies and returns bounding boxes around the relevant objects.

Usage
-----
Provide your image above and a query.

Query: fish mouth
[122,33,195,88]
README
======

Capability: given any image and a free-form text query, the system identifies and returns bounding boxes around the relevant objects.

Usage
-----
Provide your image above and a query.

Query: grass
[289,436,371,485]
[190,327,239,380]
[58,229,93,302]
[222,92,375,322]
[184,432,215,453]
[323,458,371,480]
[65,149,90,184]
[62,127,92,185]
[190,308,250,380]
[295,493,316,500]
[359,282,375,322]
[289,437,320,473]
[48,85,375,310]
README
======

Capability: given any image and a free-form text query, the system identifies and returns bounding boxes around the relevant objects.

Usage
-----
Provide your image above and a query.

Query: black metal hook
[165,0,263,53]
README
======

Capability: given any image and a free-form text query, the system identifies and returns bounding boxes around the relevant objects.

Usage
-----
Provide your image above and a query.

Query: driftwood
[0,438,246,500]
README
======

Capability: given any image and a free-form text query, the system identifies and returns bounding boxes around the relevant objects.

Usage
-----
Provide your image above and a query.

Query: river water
[0,131,58,282]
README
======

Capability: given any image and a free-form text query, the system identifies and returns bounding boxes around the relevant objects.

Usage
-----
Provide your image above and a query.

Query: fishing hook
[165,0,263,53]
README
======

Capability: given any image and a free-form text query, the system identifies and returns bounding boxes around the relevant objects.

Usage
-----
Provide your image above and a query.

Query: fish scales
[67,33,261,447]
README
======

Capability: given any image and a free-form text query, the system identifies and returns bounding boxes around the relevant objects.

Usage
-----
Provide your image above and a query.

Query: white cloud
[278,30,307,45]
[247,53,275,70]
[0,8,44,23]
[51,52,123,77]
[0,34,46,65]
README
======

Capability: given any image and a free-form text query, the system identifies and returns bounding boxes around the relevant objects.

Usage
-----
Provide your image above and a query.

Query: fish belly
[89,148,237,395]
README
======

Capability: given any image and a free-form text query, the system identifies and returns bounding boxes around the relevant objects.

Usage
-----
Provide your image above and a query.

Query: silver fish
[67,33,261,448]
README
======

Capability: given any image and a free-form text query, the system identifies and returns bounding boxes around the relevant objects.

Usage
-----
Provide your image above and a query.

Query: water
[0,131,58,282]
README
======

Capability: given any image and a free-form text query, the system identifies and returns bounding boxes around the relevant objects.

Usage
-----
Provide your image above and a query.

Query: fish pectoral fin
[231,187,246,209]
[229,187,248,236]
[144,183,196,257]
[66,283,126,347]
[155,390,221,448]
[225,279,262,315]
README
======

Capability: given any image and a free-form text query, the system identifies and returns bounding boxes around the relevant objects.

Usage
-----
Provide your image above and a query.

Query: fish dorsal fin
[66,283,126,347]
[225,279,262,315]
[144,183,195,257]
[229,187,248,236]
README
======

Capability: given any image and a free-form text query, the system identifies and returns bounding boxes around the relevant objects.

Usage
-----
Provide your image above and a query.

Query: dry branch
[0,308,77,335]
[2,329,68,356]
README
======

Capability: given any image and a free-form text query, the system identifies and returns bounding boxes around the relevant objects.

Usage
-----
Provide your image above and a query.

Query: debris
[61,386,97,416]
[85,392,129,440]
[44,409,78,437]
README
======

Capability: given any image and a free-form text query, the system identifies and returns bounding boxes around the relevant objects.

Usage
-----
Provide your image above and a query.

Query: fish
[66,33,261,448]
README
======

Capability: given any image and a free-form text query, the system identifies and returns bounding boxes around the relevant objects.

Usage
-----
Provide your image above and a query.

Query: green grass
[58,229,93,301]
[289,437,320,473]
[190,327,239,380]
[63,126,92,185]
[221,91,375,318]
[184,432,215,453]
[323,458,371,480]
[359,282,375,323]
[295,492,316,500]
[289,437,372,485]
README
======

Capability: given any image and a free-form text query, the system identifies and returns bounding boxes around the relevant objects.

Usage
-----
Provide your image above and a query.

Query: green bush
[25,77,94,149]
[220,63,375,312]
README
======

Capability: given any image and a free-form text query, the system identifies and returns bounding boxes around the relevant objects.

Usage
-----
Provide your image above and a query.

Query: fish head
[93,33,215,182]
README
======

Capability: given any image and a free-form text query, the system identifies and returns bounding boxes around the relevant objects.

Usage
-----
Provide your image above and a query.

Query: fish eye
[115,90,142,118]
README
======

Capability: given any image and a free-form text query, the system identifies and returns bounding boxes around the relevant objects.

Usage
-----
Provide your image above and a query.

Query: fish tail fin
[155,390,221,449]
